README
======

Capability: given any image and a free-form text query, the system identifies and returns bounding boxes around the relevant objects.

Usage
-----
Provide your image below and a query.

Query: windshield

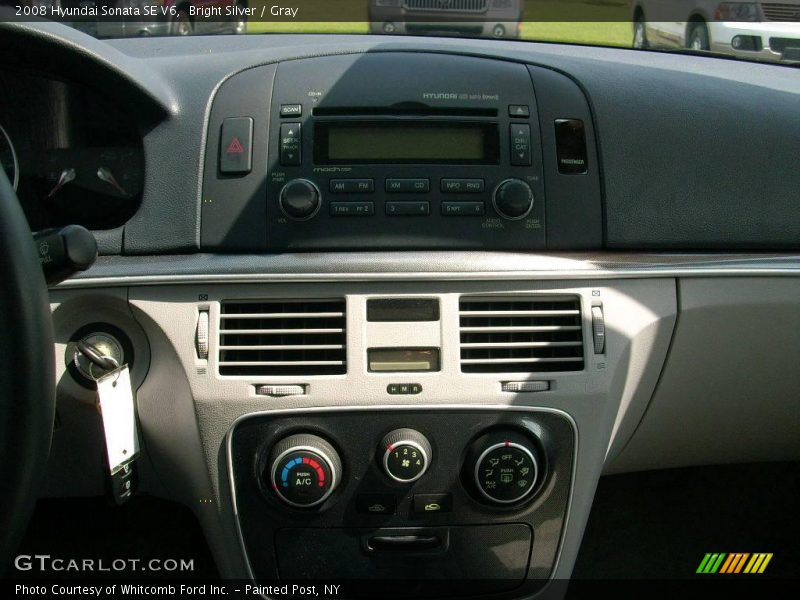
[7,0,800,66]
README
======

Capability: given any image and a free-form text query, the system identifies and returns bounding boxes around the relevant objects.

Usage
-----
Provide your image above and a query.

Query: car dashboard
[1,19,799,597]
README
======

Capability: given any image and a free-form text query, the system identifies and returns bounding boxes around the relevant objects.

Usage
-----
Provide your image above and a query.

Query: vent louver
[218,299,346,376]
[459,296,584,373]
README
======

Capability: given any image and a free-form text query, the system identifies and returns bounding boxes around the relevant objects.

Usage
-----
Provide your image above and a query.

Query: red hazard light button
[219,117,253,174]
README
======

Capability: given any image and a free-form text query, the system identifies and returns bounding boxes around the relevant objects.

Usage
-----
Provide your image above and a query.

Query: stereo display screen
[315,121,499,164]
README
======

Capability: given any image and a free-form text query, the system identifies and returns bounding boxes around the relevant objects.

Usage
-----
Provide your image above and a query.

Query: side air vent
[218,299,346,376]
[459,296,584,373]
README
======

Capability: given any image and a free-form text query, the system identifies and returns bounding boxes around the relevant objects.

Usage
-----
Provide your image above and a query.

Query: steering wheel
[0,167,55,571]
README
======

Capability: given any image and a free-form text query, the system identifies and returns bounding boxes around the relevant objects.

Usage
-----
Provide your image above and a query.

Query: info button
[440,179,485,193]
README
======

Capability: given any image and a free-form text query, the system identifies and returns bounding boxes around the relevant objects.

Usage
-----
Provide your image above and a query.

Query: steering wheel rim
[0,167,55,572]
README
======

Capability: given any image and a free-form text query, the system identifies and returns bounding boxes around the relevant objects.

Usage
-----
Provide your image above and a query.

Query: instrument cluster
[0,70,144,231]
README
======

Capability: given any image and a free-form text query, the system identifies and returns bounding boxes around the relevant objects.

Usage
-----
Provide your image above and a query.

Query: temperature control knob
[279,178,321,221]
[468,431,540,505]
[380,428,432,483]
[492,178,534,220]
[268,433,341,508]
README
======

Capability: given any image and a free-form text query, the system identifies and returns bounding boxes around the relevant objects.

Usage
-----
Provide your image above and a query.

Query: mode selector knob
[380,429,432,483]
[268,433,341,508]
[492,178,534,220]
[279,178,321,221]
[467,431,541,505]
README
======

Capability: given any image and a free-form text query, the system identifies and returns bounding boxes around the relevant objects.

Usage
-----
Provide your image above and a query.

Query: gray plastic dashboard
[4,19,800,596]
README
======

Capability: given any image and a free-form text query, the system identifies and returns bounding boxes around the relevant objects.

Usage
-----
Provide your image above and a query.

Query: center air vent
[459,296,584,373]
[218,299,346,376]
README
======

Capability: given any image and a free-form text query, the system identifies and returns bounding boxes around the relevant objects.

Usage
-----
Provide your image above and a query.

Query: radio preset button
[330,202,374,216]
[330,179,374,193]
[279,123,302,166]
[440,179,484,193]
[510,124,532,166]
[386,201,430,216]
[442,202,485,216]
[385,178,430,193]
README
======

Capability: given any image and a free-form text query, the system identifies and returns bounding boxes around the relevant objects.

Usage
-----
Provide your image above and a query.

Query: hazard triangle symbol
[226,137,245,154]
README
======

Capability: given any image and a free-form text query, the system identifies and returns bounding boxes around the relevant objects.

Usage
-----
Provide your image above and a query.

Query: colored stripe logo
[697,553,773,574]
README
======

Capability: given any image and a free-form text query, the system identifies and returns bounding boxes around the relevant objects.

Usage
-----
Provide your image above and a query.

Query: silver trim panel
[55,253,800,289]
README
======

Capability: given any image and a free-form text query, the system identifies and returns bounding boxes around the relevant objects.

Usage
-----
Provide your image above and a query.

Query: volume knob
[279,178,321,221]
[492,178,534,220]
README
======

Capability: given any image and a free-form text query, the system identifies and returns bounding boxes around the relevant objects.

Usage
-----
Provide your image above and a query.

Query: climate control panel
[234,409,573,594]
[255,417,557,513]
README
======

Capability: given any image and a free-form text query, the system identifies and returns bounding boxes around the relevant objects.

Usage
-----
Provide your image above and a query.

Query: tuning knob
[492,178,533,220]
[279,178,321,221]
[380,428,432,483]
[268,433,342,508]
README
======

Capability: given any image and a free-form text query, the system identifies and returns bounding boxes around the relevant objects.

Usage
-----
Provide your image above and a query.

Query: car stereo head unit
[265,53,546,251]
[201,51,602,252]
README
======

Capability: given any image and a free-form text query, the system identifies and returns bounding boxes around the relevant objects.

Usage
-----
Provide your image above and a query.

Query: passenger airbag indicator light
[555,118,588,175]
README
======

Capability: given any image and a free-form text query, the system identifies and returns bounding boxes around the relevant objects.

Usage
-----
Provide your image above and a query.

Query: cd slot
[312,106,498,117]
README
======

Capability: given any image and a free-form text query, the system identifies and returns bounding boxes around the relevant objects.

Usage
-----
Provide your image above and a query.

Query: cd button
[385,178,430,193]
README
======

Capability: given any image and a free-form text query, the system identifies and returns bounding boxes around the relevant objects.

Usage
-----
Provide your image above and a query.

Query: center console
[46,43,681,600]
[229,408,574,597]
